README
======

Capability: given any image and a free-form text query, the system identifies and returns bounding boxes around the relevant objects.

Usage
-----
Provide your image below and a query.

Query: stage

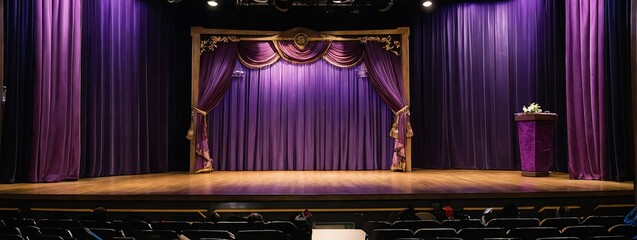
[0,170,633,221]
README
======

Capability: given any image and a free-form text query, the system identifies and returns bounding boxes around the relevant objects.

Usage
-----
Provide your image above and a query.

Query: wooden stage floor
[0,170,632,201]
[0,169,633,222]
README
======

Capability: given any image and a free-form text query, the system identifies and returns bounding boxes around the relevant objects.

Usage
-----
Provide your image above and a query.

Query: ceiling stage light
[208,0,219,7]
[422,0,433,7]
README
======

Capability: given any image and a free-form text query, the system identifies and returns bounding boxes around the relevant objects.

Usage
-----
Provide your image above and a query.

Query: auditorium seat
[393,220,441,231]
[25,235,64,240]
[236,229,285,240]
[181,229,235,239]
[130,229,180,240]
[19,226,43,237]
[440,219,483,231]
[560,225,609,239]
[586,236,630,240]
[3,218,38,228]
[0,234,25,240]
[456,227,506,240]
[536,237,580,240]
[540,217,581,229]
[581,216,625,229]
[191,221,216,230]
[415,212,437,220]
[506,227,561,240]
[112,220,153,234]
[209,221,251,234]
[89,228,126,239]
[79,220,112,229]
[0,226,22,235]
[68,228,91,239]
[371,229,414,240]
[38,219,82,229]
[264,221,297,235]
[486,218,540,230]
[607,224,636,238]
[151,220,193,232]
[361,221,392,235]
[593,205,635,216]
[39,228,73,238]
[413,227,456,240]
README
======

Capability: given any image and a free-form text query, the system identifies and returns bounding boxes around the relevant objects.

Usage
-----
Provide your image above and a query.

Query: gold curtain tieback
[192,106,208,116]
[393,105,409,115]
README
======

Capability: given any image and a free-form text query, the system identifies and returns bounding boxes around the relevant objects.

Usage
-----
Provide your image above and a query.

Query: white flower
[523,102,542,113]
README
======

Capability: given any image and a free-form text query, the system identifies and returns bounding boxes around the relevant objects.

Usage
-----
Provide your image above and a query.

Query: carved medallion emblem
[293,33,309,50]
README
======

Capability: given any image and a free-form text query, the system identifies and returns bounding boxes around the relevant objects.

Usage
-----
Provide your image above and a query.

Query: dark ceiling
[168,0,425,31]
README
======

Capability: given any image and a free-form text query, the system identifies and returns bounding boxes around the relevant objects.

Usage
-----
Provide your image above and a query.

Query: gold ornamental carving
[200,35,240,54]
[359,35,401,56]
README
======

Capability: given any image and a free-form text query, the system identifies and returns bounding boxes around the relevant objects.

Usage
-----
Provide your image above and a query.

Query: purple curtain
[198,39,400,170]
[81,0,173,176]
[1,0,35,183]
[194,44,239,170]
[566,0,607,179]
[28,0,82,182]
[363,42,409,171]
[604,0,634,181]
[411,0,567,170]
[207,60,393,170]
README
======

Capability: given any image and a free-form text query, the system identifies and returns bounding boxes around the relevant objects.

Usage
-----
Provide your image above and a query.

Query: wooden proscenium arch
[189,26,412,173]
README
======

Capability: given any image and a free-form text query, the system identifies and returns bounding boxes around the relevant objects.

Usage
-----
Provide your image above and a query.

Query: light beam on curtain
[566,0,606,180]
[207,60,393,170]
[28,0,82,182]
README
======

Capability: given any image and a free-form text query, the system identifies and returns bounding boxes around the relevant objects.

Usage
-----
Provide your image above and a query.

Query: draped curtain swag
[189,28,412,172]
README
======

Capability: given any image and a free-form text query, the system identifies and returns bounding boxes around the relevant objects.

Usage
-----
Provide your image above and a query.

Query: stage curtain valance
[190,29,411,172]
[209,38,366,68]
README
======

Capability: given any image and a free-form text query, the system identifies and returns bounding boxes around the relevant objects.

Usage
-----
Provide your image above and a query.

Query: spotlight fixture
[208,0,219,6]
[274,0,293,12]
[166,0,182,3]
[422,0,432,7]
[373,0,393,12]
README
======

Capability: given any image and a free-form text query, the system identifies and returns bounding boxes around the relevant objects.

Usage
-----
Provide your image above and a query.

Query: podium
[515,113,557,177]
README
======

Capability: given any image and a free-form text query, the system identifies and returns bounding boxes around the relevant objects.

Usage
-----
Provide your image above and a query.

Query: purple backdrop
[207,60,394,170]
[411,0,567,170]
[81,0,172,176]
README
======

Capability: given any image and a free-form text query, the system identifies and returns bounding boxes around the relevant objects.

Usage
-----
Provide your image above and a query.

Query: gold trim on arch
[359,35,401,56]
[200,35,240,54]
